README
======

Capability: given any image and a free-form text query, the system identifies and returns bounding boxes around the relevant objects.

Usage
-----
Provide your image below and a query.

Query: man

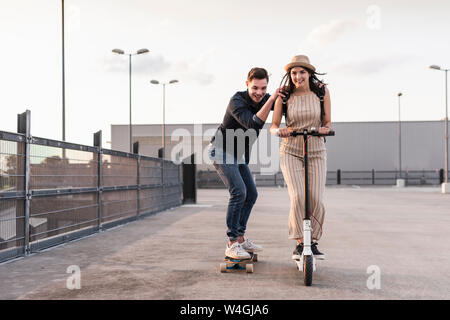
[208,67,285,259]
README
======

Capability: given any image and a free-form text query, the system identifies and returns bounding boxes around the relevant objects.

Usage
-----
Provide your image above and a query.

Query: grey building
[111,121,447,174]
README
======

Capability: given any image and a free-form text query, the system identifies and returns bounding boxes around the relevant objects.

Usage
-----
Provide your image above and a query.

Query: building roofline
[111,120,444,127]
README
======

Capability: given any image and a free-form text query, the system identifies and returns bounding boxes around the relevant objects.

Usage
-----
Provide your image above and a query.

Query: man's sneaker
[225,242,251,260]
[292,243,303,260]
[240,238,263,253]
[311,242,325,260]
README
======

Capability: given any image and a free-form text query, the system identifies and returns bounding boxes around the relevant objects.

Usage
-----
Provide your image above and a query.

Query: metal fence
[197,169,443,188]
[0,110,182,263]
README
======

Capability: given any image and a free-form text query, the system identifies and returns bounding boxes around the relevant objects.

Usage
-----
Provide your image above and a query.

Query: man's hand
[271,87,286,101]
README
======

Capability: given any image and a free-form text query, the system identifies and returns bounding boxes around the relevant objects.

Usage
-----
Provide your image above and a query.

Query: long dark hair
[279,67,327,101]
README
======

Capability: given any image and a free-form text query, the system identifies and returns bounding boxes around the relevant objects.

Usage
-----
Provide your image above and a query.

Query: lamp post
[398,92,403,178]
[150,79,179,160]
[150,79,178,207]
[395,92,405,187]
[429,64,449,193]
[61,0,66,142]
[112,48,149,153]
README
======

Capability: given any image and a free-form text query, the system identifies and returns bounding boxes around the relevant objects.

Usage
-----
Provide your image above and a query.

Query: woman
[270,55,332,260]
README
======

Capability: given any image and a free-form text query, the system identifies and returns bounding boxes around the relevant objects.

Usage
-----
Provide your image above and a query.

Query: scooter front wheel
[303,255,313,286]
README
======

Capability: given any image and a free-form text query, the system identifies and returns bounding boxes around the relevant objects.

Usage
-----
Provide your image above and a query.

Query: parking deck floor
[1,186,449,300]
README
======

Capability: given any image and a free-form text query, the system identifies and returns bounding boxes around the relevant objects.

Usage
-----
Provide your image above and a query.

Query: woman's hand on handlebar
[270,127,291,137]
[318,126,332,135]
[278,127,291,137]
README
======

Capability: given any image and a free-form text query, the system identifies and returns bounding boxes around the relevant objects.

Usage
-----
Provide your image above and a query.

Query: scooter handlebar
[289,128,335,137]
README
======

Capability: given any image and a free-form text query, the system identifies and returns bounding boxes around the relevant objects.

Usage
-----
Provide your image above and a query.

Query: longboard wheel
[246,264,254,273]
[252,254,258,262]
[220,263,227,273]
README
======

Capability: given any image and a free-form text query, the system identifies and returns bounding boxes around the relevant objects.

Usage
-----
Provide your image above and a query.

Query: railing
[197,169,443,188]
[0,110,182,263]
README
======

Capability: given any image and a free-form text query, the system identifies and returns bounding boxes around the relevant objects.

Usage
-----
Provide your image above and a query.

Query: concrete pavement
[1,186,449,300]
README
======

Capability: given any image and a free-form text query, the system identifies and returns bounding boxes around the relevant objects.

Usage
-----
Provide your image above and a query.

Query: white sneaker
[225,242,251,260]
[240,238,263,253]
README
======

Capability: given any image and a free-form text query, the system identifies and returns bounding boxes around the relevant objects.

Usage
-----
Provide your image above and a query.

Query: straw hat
[284,55,316,72]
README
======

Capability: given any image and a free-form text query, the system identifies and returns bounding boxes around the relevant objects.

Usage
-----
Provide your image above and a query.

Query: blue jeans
[208,144,258,241]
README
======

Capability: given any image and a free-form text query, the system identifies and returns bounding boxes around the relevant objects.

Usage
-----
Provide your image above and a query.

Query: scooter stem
[303,129,310,221]
[302,129,313,256]
[303,219,312,255]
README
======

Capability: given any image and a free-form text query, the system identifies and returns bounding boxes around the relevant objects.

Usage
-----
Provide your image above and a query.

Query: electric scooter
[289,127,335,286]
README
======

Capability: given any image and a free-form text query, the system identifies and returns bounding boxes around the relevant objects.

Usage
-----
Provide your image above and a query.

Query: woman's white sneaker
[240,238,263,253]
[225,242,251,260]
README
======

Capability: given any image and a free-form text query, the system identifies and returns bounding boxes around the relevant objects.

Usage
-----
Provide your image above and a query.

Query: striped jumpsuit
[279,92,327,241]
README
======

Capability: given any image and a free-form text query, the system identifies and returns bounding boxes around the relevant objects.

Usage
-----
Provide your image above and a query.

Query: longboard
[220,253,258,273]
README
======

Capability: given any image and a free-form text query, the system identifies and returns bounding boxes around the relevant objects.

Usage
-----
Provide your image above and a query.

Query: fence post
[179,160,182,204]
[182,153,196,204]
[18,110,31,255]
[94,131,102,231]
[133,141,140,218]
[372,169,375,185]
[405,170,408,186]
[158,147,165,210]
[337,169,341,185]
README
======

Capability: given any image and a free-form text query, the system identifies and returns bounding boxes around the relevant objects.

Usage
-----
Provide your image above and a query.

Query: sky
[1,0,449,147]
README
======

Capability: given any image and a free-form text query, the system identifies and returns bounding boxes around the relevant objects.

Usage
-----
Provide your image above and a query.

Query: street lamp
[112,48,150,153]
[150,79,179,160]
[150,79,178,207]
[61,0,66,142]
[429,64,449,193]
[397,92,403,181]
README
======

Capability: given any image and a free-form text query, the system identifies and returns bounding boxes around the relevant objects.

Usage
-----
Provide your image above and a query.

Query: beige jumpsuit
[280,92,327,241]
